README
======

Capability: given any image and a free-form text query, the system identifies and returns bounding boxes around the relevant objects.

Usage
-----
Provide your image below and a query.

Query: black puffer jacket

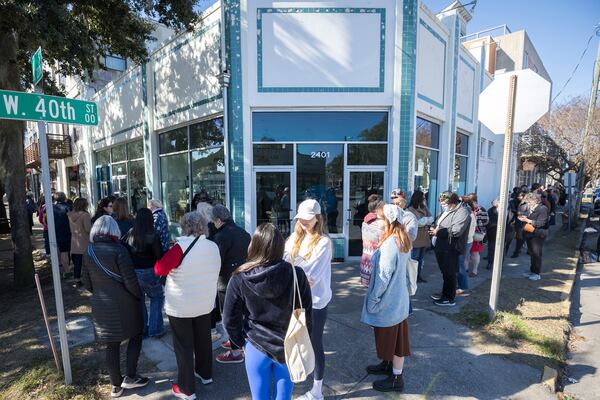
[223,261,312,363]
[212,221,251,291]
[82,237,143,342]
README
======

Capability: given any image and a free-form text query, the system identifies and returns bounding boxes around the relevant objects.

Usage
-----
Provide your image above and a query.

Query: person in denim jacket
[362,204,412,393]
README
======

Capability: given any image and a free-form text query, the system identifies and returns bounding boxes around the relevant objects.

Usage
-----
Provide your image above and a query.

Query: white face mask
[441,203,449,212]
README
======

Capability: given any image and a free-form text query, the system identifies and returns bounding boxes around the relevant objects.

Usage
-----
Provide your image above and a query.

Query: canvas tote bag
[406,257,418,296]
[284,266,315,383]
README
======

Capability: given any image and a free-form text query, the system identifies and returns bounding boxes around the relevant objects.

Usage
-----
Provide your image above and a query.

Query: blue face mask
[441,204,449,212]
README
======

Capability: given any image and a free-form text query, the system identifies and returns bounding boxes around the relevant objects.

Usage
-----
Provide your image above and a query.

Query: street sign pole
[35,86,72,384]
[489,74,518,319]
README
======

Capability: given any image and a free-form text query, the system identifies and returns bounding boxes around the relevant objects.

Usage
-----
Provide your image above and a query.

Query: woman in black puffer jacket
[82,215,149,398]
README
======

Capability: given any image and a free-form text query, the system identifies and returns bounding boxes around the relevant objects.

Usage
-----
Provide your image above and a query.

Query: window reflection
[296,144,344,234]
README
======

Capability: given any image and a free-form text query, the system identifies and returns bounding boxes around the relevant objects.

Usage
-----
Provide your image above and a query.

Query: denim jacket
[361,236,410,327]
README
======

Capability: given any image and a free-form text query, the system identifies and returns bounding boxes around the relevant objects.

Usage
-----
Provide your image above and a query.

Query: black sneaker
[434,298,456,307]
[366,361,392,375]
[111,386,124,398]
[121,375,150,389]
[430,293,443,301]
[510,253,519,258]
[373,373,404,392]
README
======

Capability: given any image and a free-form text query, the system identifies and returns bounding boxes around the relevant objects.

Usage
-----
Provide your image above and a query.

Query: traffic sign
[32,47,43,86]
[0,89,98,126]
[478,69,551,134]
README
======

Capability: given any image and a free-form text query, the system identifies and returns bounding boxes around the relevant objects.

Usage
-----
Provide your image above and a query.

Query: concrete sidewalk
[122,253,557,399]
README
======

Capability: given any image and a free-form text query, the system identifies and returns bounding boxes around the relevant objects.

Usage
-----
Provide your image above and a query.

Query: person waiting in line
[148,199,171,252]
[196,201,221,342]
[92,197,114,224]
[362,204,412,393]
[191,190,212,213]
[407,190,433,283]
[38,197,50,256]
[486,199,499,270]
[360,196,386,287]
[519,193,549,281]
[212,205,252,364]
[429,191,471,307]
[223,223,313,400]
[113,197,133,239]
[26,192,36,234]
[124,208,165,338]
[155,212,221,400]
[68,197,92,288]
[82,216,149,398]
[390,190,418,242]
[284,199,332,400]
[53,192,73,279]
[197,202,217,239]
[508,190,529,258]
[464,193,489,277]
[457,196,476,293]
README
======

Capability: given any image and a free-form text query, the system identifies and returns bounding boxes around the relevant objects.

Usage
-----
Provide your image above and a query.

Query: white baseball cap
[294,199,321,220]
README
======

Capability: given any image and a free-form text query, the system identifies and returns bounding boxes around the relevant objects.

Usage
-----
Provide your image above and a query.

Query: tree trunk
[0,30,35,289]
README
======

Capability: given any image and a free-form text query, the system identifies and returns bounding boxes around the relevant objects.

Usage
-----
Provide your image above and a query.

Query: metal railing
[461,24,512,42]
[24,134,72,167]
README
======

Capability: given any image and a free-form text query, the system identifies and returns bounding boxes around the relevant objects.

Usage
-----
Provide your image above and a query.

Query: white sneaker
[194,371,213,385]
[522,272,533,278]
[296,391,324,400]
[528,273,541,281]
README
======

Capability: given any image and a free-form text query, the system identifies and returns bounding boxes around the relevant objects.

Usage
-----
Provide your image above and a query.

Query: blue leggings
[245,341,293,400]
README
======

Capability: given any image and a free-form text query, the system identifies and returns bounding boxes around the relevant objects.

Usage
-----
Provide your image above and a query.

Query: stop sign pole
[488,75,517,319]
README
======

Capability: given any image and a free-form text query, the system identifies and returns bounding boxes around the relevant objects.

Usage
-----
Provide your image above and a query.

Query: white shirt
[285,233,332,310]
[165,235,221,318]
[467,212,476,243]
[402,210,419,242]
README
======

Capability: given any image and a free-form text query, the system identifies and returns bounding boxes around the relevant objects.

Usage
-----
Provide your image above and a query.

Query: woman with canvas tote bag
[223,223,312,400]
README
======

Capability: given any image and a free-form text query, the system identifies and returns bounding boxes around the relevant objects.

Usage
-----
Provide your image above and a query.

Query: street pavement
[122,248,557,399]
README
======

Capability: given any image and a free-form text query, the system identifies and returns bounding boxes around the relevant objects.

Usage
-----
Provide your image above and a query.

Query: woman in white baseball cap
[284,199,332,400]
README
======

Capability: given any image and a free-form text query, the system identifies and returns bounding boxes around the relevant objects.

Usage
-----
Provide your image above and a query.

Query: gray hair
[492,198,500,207]
[523,193,541,209]
[148,198,163,209]
[180,212,207,237]
[212,204,231,222]
[90,215,121,242]
[196,202,214,222]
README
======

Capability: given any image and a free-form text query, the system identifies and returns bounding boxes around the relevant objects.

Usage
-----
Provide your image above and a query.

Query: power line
[436,1,478,15]
[552,24,600,104]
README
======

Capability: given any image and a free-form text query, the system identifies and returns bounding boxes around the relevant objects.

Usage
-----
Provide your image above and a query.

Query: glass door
[345,169,386,258]
[254,169,295,239]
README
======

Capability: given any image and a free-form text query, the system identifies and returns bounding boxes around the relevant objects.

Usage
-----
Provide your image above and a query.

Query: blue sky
[422,0,600,103]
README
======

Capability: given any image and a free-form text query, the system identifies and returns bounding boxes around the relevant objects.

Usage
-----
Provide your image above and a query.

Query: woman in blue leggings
[224,223,312,400]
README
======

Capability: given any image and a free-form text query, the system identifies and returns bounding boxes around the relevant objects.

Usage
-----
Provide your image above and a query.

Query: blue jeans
[457,242,472,290]
[135,268,165,337]
[411,247,426,278]
[245,340,293,400]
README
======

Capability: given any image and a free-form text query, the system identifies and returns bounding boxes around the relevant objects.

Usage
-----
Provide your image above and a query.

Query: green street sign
[0,89,98,126]
[32,47,43,86]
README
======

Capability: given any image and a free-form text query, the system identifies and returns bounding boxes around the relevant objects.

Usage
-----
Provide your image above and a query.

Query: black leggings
[310,307,328,381]
[105,335,143,386]
[526,236,544,274]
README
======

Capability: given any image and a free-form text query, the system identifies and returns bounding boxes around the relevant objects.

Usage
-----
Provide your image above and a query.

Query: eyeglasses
[391,196,398,200]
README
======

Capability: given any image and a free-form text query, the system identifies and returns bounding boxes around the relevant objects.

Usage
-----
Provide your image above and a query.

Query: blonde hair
[380,219,412,253]
[289,214,328,261]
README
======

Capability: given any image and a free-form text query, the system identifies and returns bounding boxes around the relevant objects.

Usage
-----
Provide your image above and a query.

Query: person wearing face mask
[390,189,418,243]
[407,190,433,283]
[284,199,332,400]
[428,192,471,307]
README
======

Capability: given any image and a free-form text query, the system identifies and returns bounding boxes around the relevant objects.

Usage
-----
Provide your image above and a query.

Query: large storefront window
[94,139,146,212]
[252,111,388,258]
[414,118,440,212]
[159,116,225,225]
[453,132,469,195]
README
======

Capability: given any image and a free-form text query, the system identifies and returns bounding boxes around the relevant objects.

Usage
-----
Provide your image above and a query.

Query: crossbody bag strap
[87,244,124,284]
[180,235,201,262]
